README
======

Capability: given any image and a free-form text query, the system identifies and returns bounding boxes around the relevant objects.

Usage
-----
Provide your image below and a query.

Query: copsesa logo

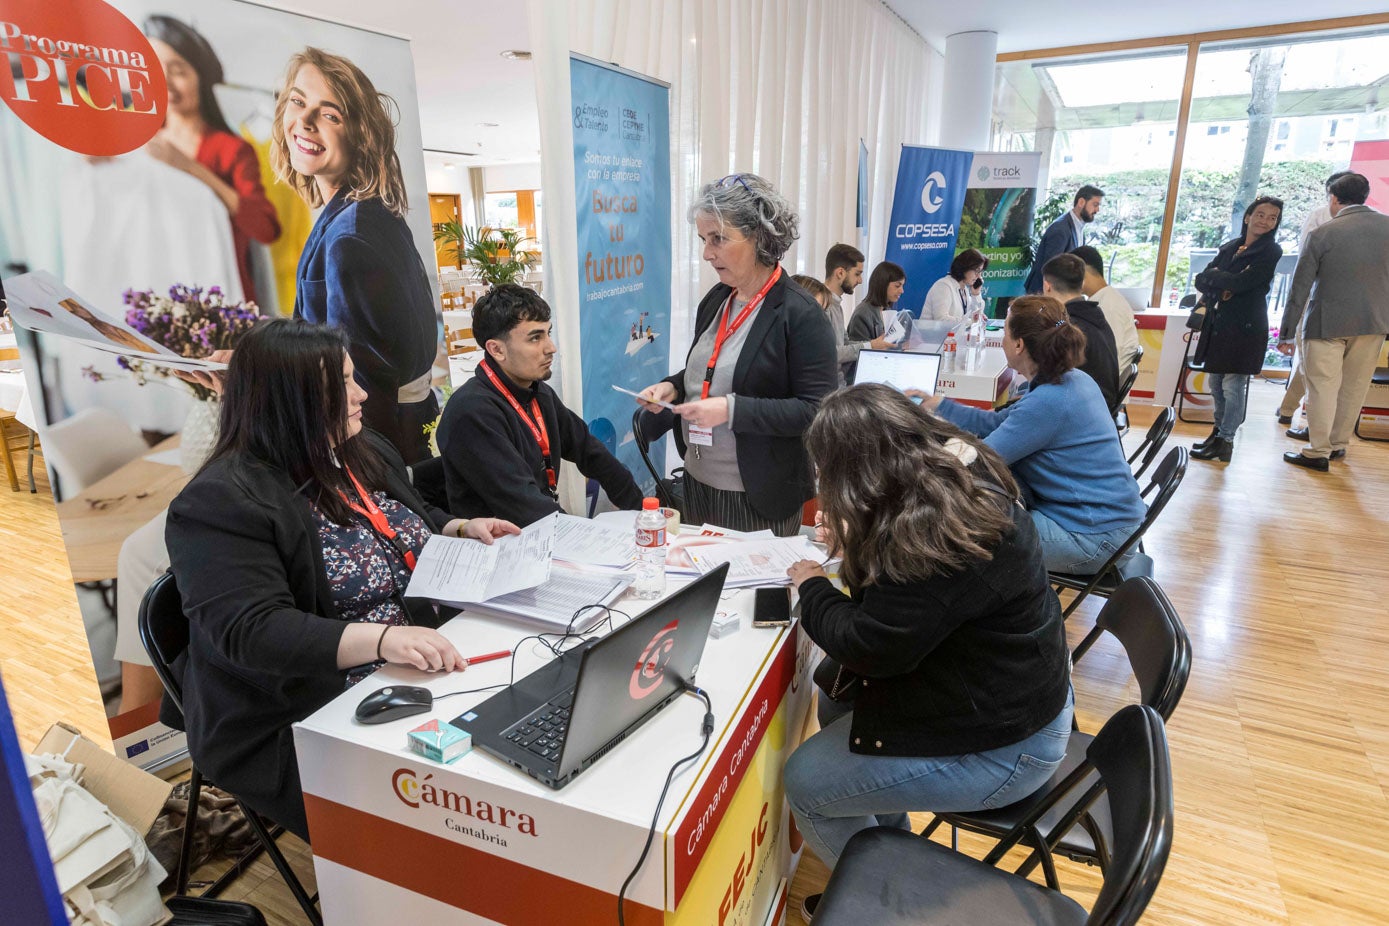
[920,170,947,214]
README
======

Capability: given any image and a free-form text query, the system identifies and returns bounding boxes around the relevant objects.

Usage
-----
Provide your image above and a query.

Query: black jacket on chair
[662,271,838,521]
[1192,234,1283,376]
[162,430,449,840]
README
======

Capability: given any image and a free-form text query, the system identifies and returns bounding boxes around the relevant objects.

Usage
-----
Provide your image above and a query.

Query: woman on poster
[272,47,440,462]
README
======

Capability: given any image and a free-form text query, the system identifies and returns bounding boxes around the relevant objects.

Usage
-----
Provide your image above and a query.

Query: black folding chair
[1112,362,1139,419]
[632,407,683,511]
[1050,446,1187,620]
[1127,406,1175,482]
[138,572,324,926]
[816,704,1174,926]
[922,577,1188,887]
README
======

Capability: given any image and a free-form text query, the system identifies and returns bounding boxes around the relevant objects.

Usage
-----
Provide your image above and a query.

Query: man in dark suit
[1042,254,1120,412]
[1025,185,1104,294]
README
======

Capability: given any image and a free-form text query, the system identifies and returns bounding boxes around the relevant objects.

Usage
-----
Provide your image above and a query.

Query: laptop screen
[852,349,943,395]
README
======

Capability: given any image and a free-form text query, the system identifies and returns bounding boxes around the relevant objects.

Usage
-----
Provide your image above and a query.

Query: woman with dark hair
[637,173,837,535]
[922,248,989,321]
[846,261,908,346]
[782,384,1072,913]
[913,295,1144,575]
[272,47,440,463]
[144,15,281,305]
[1189,195,1284,462]
[164,319,518,841]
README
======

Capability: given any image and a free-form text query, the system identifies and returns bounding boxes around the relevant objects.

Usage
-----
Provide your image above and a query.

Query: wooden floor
[4,378,1389,924]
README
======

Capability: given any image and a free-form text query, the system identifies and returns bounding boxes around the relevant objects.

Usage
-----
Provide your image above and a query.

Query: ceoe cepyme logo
[630,618,679,700]
[920,170,947,213]
[0,0,166,156]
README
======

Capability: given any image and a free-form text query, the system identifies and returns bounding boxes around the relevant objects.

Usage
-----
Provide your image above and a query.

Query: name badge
[688,425,714,447]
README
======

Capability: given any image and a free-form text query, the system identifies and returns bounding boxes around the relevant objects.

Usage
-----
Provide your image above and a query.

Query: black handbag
[813,654,862,703]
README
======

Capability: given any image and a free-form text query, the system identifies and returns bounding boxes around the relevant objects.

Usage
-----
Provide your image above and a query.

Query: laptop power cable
[617,681,714,926]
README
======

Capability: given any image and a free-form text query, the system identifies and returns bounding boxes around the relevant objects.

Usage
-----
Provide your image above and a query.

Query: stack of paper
[405,513,556,605]
[553,513,635,571]
[460,566,629,631]
[685,535,825,588]
[666,525,774,576]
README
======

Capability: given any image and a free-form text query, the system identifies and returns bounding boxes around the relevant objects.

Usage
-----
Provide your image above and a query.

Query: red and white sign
[0,0,165,155]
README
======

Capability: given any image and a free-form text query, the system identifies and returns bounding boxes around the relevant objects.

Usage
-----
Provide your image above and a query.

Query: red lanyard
[480,361,557,495]
[341,468,417,571]
[701,266,782,400]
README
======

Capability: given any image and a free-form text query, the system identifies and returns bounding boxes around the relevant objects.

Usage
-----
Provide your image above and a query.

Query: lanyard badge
[480,362,558,498]
[340,469,417,571]
[701,266,781,401]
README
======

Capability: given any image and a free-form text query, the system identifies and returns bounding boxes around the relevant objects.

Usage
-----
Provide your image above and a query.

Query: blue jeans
[784,690,1074,867]
[1208,372,1249,440]
[1030,509,1138,575]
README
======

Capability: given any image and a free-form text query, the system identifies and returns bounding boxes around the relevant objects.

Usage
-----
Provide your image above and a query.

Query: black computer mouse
[354,685,434,724]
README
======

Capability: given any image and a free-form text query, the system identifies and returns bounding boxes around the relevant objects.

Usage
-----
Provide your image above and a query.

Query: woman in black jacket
[164,320,516,840]
[638,173,837,535]
[1190,195,1284,462]
[782,385,1072,912]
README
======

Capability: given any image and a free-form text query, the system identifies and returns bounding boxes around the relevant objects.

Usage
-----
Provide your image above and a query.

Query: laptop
[852,348,943,395]
[449,564,729,789]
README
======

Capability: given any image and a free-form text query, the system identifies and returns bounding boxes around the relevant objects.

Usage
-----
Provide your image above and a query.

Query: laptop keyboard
[502,690,574,764]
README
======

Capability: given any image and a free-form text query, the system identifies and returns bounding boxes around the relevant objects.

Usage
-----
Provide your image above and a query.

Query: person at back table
[921,248,988,321]
[165,319,518,842]
[821,244,895,385]
[911,296,1144,576]
[1041,253,1119,412]
[845,261,908,382]
[437,284,644,525]
[1071,245,1140,370]
[1025,184,1103,294]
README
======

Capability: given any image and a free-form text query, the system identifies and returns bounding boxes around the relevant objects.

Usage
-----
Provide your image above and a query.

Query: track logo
[630,618,679,700]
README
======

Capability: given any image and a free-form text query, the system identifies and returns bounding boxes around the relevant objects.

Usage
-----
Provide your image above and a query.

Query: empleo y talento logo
[630,618,679,700]
[920,170,948,213]
[0,0,166,156]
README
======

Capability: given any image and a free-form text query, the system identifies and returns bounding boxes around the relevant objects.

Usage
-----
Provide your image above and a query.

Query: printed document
[686,535,824,587]
[463,567,629,630]
[406,513,556,604]
[553,513,634,568]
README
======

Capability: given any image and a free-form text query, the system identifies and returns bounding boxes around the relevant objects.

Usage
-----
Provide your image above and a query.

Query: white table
[294,578,814,925]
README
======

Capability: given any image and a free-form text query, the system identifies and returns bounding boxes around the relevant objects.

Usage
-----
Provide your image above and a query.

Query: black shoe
[1277,413,1293,425]
[1331,449,1346,460]
[1286,426,1309,440]
[1283,451,1329,472]
[1193,428,1220,451]
[1191,437,1233,462]
[801,893,821,922]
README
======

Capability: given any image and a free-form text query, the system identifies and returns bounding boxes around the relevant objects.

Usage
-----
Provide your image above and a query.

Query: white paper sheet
[611,383,677,411]
[553,513,634,568]
[463,567,630,630]
[686,536,824,587]
[405,513,555,603]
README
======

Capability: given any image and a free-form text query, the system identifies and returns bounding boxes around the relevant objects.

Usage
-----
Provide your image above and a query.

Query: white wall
[484,163,543,191]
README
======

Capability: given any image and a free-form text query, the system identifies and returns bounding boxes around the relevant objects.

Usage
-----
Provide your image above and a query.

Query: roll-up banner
[882,145,974,317]
[569,54,672,494]
[961,152,1042,308]
[0,0,439,769]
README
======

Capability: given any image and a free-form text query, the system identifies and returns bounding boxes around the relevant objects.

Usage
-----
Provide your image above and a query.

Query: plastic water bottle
[633,497,667,599]
[941,331,957,374]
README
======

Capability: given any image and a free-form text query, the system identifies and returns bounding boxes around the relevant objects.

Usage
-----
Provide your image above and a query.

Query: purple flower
[116,356,132,371]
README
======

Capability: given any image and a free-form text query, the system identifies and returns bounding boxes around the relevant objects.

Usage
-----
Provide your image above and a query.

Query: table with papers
[295,519,819,925]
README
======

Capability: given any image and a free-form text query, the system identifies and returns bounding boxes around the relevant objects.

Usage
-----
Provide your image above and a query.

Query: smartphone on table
[752,587,793,628]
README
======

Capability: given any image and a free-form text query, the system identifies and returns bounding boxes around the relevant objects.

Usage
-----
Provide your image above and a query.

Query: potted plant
[432,223,538,288]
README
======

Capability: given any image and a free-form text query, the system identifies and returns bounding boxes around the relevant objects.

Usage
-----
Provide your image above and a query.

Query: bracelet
[455,518,468,538]
[376,624,391,661]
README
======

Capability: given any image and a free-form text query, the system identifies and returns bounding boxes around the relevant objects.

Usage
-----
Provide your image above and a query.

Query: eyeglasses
[714,174,752,192]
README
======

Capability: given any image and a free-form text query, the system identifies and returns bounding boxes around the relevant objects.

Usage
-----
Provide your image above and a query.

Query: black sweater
[1066,298,1121,412]
[797,501,1070,757]
[163,431,449,839]
[437,356,643,526]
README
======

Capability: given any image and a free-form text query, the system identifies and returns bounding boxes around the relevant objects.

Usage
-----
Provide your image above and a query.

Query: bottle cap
[642,497,660,509]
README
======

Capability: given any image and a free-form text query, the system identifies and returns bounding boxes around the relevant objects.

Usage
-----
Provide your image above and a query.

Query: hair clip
[1054,319,1066,327]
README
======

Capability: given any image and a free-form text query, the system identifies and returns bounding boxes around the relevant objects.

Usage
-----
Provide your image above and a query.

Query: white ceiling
[883,0,1389,54]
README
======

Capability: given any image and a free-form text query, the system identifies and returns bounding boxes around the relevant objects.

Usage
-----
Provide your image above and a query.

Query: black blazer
[663,271,838,520]
[294,190,440,461]
[1193,234,1283,375]
[163,431,449,839]
[1025,213,1080,294]
[797,500,1071,757]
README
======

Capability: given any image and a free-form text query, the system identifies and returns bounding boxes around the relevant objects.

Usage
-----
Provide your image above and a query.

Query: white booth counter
[294,582,815,926]
[931,346,1017,410]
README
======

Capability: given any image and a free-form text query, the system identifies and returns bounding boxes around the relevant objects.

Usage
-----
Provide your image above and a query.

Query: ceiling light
[477,122,499,128]
[500,49,532,61]
[444,162,456,170]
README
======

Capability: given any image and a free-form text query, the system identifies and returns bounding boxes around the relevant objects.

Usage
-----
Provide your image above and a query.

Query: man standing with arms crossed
[1278,172,1389,471]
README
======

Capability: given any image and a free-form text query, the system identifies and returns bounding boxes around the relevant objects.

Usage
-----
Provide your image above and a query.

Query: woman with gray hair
[639,173,837,534]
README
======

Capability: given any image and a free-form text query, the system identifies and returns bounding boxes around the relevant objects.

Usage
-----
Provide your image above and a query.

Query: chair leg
[237,800,323,926]
[1071,625,1104,663]
[175,768,203,894]
[1013,826,1061,891]
[921,815,944,838]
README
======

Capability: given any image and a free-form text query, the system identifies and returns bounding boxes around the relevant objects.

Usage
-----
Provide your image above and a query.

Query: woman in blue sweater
[912,295,1144,575]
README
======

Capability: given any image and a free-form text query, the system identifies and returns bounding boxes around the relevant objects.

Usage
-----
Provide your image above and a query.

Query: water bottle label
[636,526,666,548]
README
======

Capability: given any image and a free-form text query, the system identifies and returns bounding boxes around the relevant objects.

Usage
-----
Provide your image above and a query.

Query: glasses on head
[714,174,752,192]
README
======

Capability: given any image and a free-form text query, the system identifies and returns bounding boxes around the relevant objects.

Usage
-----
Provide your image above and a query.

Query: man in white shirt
[1072,245,1140,370]
[1277,170,1352,425]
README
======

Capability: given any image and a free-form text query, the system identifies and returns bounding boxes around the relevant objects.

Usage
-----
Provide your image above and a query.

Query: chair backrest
[1083,705,1174,926]
[1111,363,1140,416]
[1138,446,1187,527]
[44,407,149,494]
[633,408,677,509]
[136,571,189,714]
[1090,577,1192,718]
[1128,407,1175,481]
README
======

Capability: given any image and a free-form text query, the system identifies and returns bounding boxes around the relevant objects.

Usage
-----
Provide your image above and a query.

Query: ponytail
[1007,295,1086,385]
